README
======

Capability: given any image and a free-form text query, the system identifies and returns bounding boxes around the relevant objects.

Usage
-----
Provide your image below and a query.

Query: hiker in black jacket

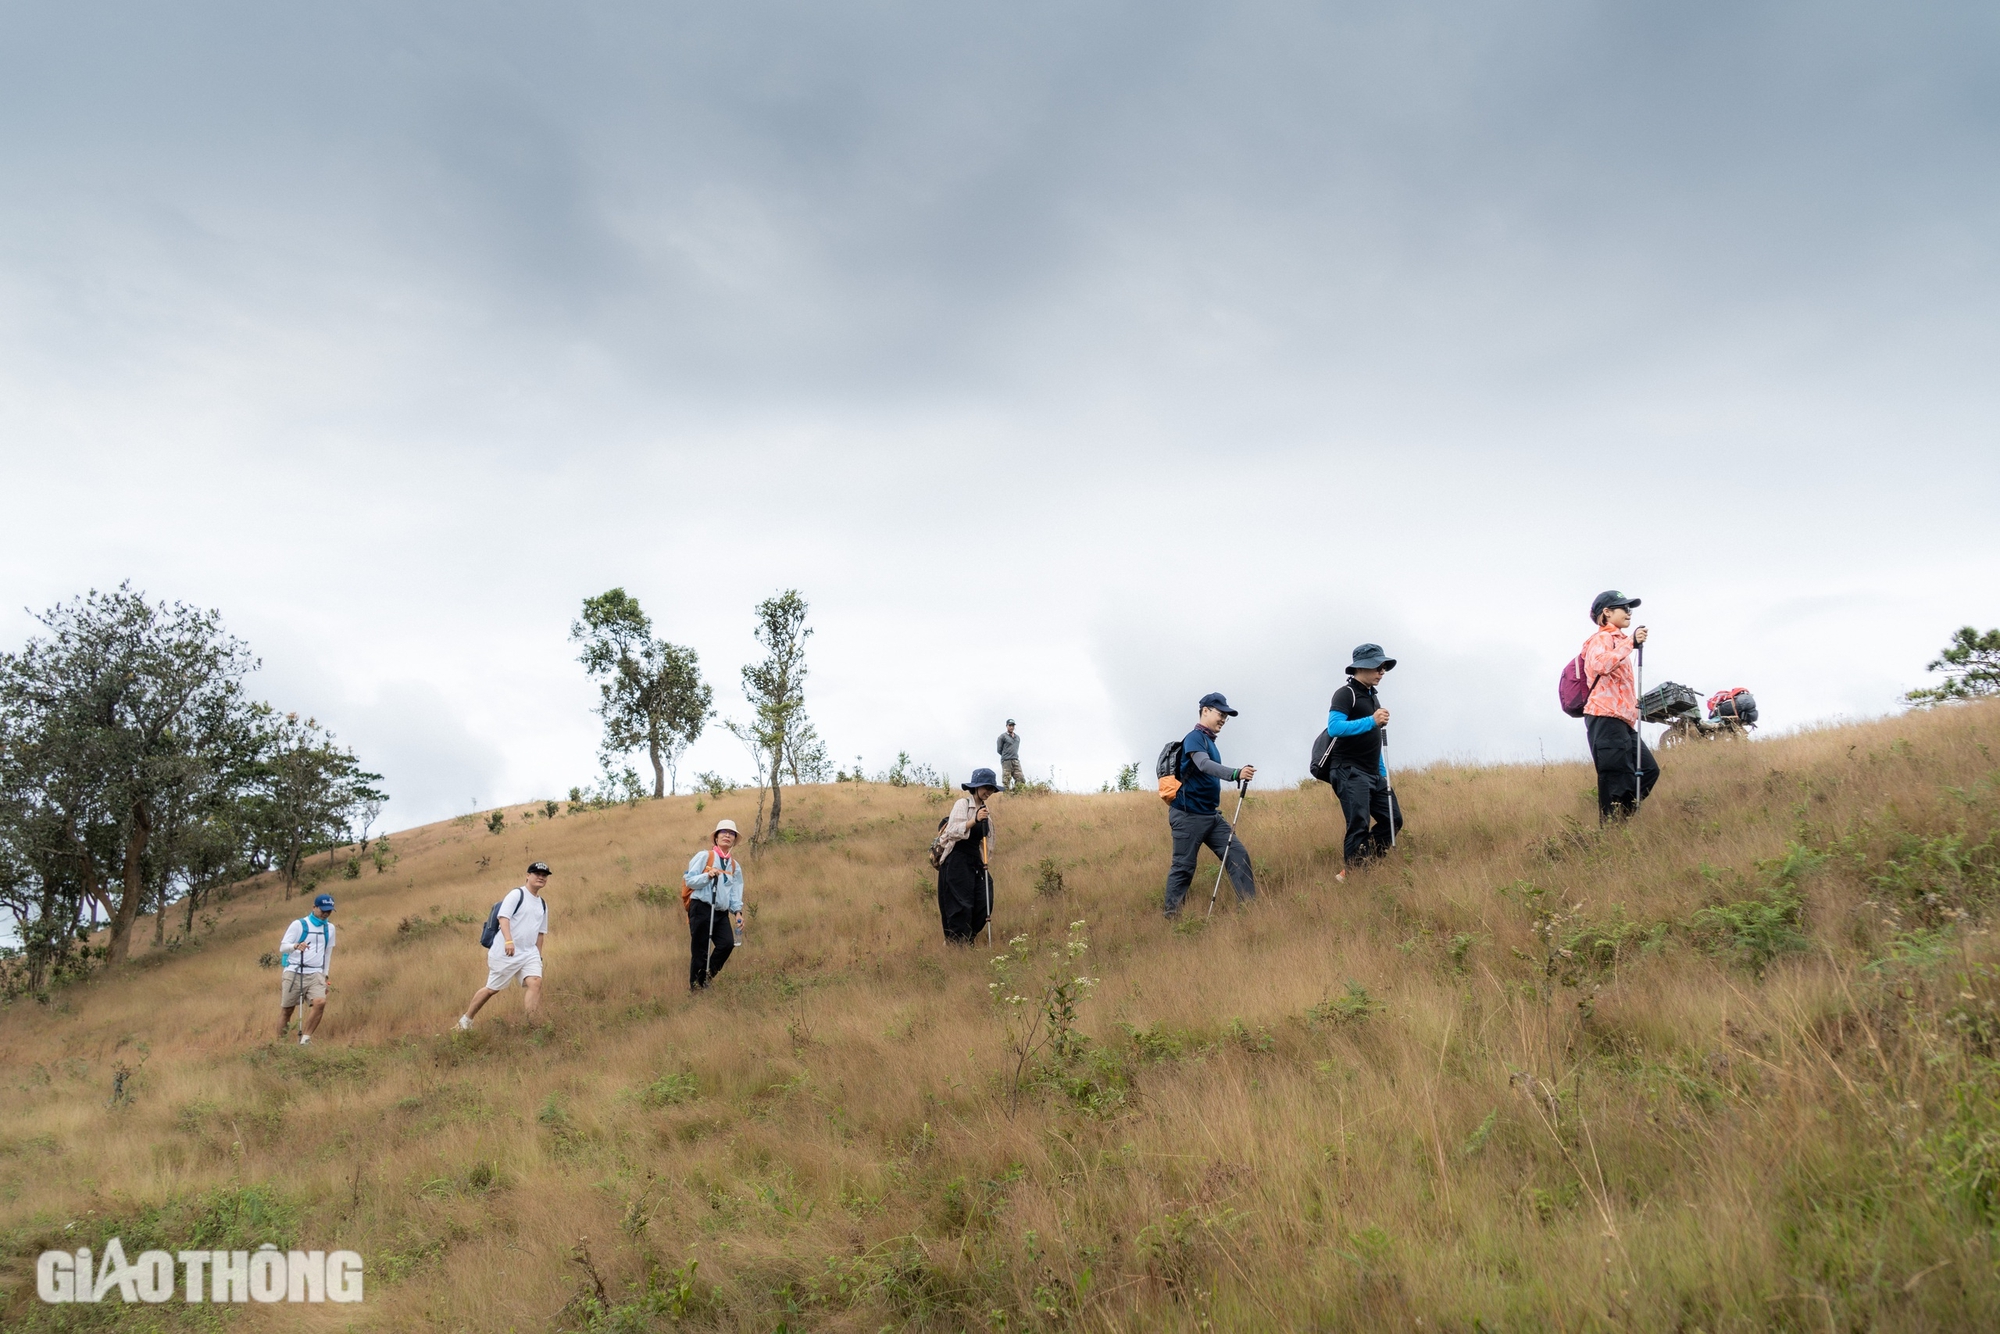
[1326,644,1403,871]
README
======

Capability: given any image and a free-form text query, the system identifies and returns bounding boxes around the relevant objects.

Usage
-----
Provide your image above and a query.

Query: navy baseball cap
[1590,590,1641,623]
[313,893,335,912]
[1197,692,1238,716]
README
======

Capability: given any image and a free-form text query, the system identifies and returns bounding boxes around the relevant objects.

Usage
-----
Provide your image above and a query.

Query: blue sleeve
[682,852,709,891]
[1327,713,1376,737]
[1379,755,1387,777]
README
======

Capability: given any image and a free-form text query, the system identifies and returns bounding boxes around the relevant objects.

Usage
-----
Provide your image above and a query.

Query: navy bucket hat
[963,767,1000,792]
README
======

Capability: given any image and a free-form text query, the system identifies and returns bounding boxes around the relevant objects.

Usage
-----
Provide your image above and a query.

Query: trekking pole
[1634,638,1646,810]
[1206,777,1250,919]
[1382,750,1397,849]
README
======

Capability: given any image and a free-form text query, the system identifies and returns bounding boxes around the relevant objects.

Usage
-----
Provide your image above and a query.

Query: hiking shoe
[456,1015,472,1031]
[298,1034,311,1045]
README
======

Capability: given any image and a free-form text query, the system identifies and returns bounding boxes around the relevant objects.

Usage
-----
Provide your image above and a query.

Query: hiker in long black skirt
[936,768,998,945]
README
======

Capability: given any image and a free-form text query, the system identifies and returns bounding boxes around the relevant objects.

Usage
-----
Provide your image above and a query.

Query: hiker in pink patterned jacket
[1582,590,1659,822]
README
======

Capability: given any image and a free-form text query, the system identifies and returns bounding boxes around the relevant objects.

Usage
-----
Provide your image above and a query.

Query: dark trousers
[1163,807,1255,917]
[938,852,991,944]
[687,899,735,989]
[1329,763,1402,865]
[1587,715,1660,821]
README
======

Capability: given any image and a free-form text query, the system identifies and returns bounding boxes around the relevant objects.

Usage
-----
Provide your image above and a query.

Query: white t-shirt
[487,887,549,965]
[279,917,336,974]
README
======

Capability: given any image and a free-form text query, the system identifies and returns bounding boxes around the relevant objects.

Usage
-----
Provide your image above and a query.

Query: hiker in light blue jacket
[681,818,745,991]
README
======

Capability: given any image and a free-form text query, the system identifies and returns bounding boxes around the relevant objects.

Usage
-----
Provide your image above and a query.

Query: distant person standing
[935,768,999,944]
[1582,591,1659,821]
[682,818,745,991]
[1162,694,1257,919]
[1325,645,1404,873]
[457,862,551,1029]
[276,893,337,1044]
[997,720,1024,789]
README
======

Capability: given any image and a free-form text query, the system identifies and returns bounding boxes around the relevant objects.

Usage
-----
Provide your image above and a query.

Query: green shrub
[1307,981,1382,1026]
[634,883,680,908]
[636,1070,699,1107]
[1920,1064,2000,1223]
[1691,886,1807,975]
[1690,842,1822,974]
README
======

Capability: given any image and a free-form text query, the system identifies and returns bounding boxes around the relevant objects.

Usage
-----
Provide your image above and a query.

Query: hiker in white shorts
[457,862,551,1029]
[277,893,338,1044]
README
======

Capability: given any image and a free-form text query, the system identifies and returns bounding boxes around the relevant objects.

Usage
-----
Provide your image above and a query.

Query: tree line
[0,586,384,992]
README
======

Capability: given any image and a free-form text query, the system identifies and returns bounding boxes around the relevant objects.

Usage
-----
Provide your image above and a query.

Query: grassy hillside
[5,703,2000,1331]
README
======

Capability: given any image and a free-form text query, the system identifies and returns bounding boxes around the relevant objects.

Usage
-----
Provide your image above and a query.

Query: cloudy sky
[2,2,1996,829]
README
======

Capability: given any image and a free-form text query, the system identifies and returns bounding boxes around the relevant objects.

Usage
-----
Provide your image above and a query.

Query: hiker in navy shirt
[1162,693,1258,918]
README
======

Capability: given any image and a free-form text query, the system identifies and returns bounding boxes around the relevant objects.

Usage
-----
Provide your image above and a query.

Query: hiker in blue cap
[934,768,1000,944]
[1162,694,1257,918]
[276,893,337,1044]
[1325,644,1403,872]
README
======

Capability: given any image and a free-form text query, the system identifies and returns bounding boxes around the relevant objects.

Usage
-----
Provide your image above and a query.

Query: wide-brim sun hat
[713,818,739,839]
[963,767,1000,791]
[1346,643,1397,673]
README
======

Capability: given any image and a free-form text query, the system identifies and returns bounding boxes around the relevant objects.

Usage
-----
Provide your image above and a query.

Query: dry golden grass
[5,702,2000,1331]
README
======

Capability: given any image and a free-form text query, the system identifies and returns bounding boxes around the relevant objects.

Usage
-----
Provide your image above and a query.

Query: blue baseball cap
[1197,692,1238,716]
[313,893,336,913]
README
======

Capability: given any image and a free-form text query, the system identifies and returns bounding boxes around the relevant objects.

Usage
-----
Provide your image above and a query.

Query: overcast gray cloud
[2,3,1995,827]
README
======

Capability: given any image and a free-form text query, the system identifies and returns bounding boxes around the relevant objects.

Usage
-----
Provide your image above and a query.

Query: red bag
[1558,654,1600,718]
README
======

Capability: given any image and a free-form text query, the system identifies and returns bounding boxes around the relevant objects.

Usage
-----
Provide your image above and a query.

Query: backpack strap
[286,917,314,969]
[492,889,525,943]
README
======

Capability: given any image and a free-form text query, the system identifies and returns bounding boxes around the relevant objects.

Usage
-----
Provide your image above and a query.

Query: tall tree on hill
[0,585,261,965]
[1906,626,2000,706]
[736,590,814,838]
[142,693,268,943]
[571,588,713,798]
[244,711,387,889]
